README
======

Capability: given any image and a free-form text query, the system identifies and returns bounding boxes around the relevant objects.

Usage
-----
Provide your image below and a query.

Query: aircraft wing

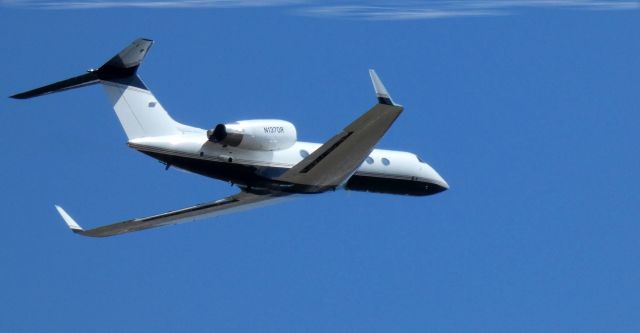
[54,191,290,237]
[276,70,404,191]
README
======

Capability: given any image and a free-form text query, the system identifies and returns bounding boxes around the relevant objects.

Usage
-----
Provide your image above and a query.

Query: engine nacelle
[207,119,297,151]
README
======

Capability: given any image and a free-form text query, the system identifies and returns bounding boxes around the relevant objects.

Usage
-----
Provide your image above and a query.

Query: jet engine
[207,119,297,151]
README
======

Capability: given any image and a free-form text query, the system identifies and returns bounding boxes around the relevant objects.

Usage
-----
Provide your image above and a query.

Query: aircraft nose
[421,162,449,194]
[436,173,449,190]
[430,174,449,194]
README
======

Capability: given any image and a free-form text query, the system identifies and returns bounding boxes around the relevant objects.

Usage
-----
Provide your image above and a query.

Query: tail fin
[11,38,195,139]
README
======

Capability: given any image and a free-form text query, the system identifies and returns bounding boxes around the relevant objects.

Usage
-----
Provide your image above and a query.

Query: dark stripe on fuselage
[139,150,444,196]
[345,174,446,196]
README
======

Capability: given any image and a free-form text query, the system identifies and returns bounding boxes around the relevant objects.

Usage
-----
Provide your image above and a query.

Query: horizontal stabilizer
[101,38,153,71]
[10,38,153,99]
[11,72,99,99]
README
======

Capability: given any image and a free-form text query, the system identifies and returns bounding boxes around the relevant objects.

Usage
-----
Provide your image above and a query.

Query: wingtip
[54,205,84,232]
[10,92,29,99]
[368,69,396,106]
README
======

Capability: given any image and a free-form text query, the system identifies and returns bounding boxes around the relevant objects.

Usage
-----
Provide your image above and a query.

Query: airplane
[11,38,448,238]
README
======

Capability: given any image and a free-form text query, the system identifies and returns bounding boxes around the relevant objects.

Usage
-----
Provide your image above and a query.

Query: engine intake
[209,124,243,146]
[207,119,297,151]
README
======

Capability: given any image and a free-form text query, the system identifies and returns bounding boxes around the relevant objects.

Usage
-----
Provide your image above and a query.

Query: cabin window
[365,156,374,164]
[300,149,309,158]
[381,158,390,166]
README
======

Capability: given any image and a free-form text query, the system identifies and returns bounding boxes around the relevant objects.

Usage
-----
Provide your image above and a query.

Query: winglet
[369,69,397,106]
[54,205,84,233]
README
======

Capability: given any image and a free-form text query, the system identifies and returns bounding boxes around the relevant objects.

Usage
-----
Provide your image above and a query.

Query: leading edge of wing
[54,191,291,238]
[275,70,403,191]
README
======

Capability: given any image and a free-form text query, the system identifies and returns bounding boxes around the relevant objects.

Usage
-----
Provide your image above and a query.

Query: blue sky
[1,1,639,332]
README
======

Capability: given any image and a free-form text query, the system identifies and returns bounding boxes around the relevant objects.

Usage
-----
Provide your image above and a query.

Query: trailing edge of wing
[53,191,290,238]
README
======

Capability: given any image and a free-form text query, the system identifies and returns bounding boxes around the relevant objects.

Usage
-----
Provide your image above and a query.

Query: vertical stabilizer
[11,38,196,140]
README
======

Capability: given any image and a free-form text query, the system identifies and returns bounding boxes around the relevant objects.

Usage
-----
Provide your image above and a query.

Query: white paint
[129,133,449,188]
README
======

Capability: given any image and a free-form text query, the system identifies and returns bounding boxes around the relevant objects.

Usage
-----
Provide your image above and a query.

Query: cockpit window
[416,155,425,163]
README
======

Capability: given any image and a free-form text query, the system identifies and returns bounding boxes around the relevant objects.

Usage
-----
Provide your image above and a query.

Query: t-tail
[11,38,199,139]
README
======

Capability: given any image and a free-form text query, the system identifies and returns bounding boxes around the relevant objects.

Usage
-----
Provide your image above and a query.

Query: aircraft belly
[139,149,442,196]
[345,174,447,196]
[140,150,287,188]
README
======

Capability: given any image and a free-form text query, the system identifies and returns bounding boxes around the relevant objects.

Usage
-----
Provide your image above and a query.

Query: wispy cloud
[2,0,638,19]
[299,5,504,20]
[298,0,640,20]
[2,0,303,9]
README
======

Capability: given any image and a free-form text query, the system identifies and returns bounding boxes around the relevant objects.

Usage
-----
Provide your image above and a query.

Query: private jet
[11,38,448,237]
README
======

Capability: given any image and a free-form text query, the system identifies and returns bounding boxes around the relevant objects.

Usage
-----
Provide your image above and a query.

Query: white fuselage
[129,132,449,196]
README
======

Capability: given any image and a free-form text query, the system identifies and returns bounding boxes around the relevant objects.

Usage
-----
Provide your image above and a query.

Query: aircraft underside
[140,150,447,196]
